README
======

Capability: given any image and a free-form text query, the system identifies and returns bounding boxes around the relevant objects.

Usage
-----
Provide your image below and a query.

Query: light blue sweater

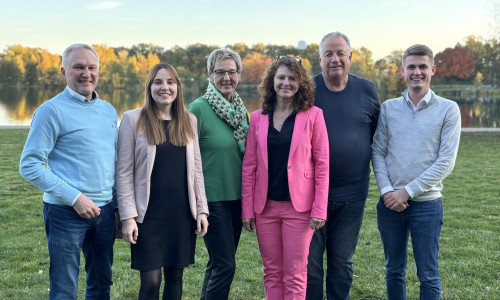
[19,87,118,207]
[372,90,461,201]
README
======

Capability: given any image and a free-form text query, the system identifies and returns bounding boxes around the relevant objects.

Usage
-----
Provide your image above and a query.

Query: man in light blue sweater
[19,44,118,300]
[372,44,461,300]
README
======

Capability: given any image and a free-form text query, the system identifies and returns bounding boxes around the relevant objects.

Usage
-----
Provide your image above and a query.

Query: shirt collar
[66,86,98,103]
[403,89,433,111]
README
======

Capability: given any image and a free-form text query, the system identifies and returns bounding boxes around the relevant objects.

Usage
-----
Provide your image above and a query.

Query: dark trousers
[200,200,242,300]
[306,200,365,300]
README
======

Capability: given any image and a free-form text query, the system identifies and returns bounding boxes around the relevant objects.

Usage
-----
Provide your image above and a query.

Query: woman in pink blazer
[116,64,209,300]
[242,56,329,300]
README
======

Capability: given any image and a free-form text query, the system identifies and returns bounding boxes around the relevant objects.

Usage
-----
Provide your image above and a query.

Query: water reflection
[0,86,497,128]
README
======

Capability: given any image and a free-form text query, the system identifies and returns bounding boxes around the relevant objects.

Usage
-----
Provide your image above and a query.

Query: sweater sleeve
[371,103,395,196]
[19,103,81,205]
[310,108,329,220]
[116,111,139,221]
[241,111,259,219]
[405,102,461,198]
[190,114,209,216]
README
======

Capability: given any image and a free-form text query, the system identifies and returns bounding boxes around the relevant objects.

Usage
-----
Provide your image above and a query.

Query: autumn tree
[241,52,272,84]
[92,44,119,85]
[129,43,164,57]
[0,60,22,83]
[374,50,405,99]
[163,45,189,70]
[185,43,219,78]
[264,45,300,58]
[226,43,250,59]
[350,47,376,82]
[128,53,160,85]
[38,49,62,85]
[300,58,313,75]
[252,43,266,54]
[300,43,320,75]
[435,45,475,82]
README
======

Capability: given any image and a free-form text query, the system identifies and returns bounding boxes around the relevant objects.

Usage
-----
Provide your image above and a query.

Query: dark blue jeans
[306,200,365,300]
[200,200,242,300]
[377,197,443,300]
[43,202,115,300]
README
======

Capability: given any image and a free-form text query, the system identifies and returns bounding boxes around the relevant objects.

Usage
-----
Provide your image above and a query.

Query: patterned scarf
[204,81,248,153]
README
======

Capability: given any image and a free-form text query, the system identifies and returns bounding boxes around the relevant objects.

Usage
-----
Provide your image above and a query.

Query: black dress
[131,120,196,271]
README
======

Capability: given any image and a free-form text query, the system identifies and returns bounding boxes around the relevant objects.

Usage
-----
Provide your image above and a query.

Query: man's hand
[310,217,326,230]
[73,194,101,218]
[242,218,256,232]
[383,189,410,212]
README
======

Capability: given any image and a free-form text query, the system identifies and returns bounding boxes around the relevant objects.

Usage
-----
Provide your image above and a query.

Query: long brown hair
[138,63,194,146]
[259,56,315,113]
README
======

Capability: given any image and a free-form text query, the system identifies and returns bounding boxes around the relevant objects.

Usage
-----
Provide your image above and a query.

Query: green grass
[1,130,498,299]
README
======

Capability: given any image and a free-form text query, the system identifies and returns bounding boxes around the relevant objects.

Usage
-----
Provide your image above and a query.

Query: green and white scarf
[204,81,248,153]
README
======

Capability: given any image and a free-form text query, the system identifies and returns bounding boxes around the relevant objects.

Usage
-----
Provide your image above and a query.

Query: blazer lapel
[257,112,269,170]
[289,109,309,160]
[147,143,156,179]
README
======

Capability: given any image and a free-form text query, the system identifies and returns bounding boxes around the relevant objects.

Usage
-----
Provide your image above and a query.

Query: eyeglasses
[276,56,302,64]
[213,69,239,78]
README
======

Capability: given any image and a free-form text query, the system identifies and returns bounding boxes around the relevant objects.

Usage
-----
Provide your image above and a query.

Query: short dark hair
[259,56,315,113]
[402,44,434,65]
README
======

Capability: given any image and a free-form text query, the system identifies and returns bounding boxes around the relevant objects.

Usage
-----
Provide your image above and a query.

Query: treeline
[0,35,498,97]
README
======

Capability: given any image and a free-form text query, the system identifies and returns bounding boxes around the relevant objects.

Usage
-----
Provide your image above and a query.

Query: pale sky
[0,0,495,60]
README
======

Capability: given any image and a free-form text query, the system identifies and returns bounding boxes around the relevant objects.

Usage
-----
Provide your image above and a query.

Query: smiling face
[273,65,299,101]
[150,68,178,110]
[209,58,239,101]
[319,35,352,84]
[402,55,436,96]
[61,48,99,99]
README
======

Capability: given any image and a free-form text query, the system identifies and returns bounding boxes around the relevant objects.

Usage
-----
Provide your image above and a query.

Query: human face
[61,48,99,100]
[151,68,178,111]
[209,58,239,101]
[319,35,352,82]
[402,55,436,95]
[274,65,299,102]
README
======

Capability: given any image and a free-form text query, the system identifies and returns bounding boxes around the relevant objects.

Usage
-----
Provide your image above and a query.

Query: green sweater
[188,97,245,202]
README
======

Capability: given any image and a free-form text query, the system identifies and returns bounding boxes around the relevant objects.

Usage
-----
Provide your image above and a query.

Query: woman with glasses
[188,48,248,300]
[241,56,329,300]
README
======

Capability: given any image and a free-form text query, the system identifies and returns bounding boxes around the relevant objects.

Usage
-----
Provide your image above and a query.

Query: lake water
[0,86,498,128]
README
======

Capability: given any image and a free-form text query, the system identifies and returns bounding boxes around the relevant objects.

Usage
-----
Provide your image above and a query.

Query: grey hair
[62,44,99,69]
[206,47,242,75]
[402,44,434,66]
[319,32,352,55]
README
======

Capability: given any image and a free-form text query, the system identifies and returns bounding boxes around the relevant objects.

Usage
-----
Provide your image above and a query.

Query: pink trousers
[255,200,314,300]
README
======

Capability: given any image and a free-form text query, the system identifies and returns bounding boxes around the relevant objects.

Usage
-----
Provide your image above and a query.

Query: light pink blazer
[241,107,329,220]
[116,108,209,223]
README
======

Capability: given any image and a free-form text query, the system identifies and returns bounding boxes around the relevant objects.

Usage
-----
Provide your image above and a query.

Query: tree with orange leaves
[241,51,272,84]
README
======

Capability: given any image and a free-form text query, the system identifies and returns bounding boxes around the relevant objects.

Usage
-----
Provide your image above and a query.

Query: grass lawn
[1,130,498,299]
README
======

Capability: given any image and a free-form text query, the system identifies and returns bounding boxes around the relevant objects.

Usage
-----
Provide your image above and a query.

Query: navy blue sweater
[314,73,380,202]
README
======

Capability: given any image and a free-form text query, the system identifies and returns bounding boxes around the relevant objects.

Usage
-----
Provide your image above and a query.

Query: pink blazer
[241,107,329,220]
[116,108,209,223]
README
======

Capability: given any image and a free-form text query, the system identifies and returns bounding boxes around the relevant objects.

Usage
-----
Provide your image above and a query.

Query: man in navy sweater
[306,32,380,300]
[20,44,118,299]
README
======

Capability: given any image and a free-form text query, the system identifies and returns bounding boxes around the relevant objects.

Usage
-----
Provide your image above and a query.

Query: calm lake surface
[0,86,498,128]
